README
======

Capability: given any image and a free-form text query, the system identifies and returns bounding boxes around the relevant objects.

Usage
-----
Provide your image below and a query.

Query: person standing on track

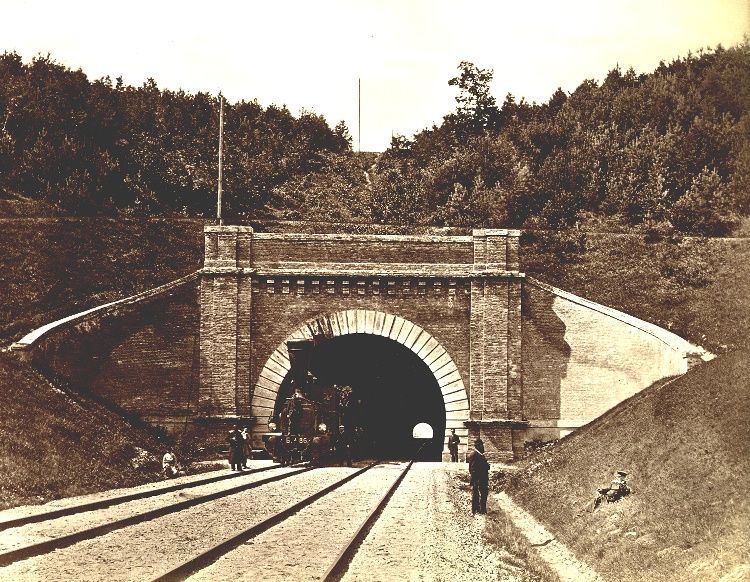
[227,427,245,471]
[448,429,460,462]
[468,438,490,514]
[240,427,250,469]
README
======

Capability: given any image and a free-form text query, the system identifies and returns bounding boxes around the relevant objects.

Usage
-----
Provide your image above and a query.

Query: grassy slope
[0,352,168,509]
[504,350,750,581]
[0,217,205,508]
[0,217,204,342]
[515,231,750,580]
[521,231,750,353]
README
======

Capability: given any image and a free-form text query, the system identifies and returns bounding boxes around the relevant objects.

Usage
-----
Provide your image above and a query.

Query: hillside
[521,227,750,353]
[503,349,750,581]
[0,217,204,342]
[0,351,166,509]
[0,218,206,508]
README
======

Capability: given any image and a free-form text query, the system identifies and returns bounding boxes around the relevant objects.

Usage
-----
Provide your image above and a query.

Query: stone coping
[464,419,529,427]
[204,226,521,241]
[201,264,526,278]
[10,272,199,351]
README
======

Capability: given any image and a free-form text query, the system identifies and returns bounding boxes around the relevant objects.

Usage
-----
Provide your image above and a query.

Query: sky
[3,0,748,151]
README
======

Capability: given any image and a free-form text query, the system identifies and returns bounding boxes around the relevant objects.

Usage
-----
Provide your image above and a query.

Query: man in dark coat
[448,429,460,462]
[287,388,304,435]
[468,438,490,514]
[227,427,245,471]
[337,425,352,467]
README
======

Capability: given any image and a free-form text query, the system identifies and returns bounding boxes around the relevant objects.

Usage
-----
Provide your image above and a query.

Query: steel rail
[0,466,311,567]
[151,462,379,582]
[321,460,414,581]
[0,465,282,532]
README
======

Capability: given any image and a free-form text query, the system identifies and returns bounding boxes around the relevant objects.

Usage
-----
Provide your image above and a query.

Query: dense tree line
[1,43,748,235]
[0,52,351,217]
[365,41,749,235]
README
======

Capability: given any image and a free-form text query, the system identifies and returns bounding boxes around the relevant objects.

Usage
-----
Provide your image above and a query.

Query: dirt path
[341,463,533,581]
[495,492,604,582]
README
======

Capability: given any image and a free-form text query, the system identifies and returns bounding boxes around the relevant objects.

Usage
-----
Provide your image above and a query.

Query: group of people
[227,426,252,471]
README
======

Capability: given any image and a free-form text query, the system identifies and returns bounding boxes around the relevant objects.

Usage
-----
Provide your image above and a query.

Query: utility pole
[217,93,224,226]
[358,78,361,153]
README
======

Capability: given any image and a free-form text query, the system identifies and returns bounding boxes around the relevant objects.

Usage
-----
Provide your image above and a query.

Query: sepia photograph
[0,1,748,580]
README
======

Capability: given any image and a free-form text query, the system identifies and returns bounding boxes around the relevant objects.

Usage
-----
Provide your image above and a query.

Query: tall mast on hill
[217,93,224,226]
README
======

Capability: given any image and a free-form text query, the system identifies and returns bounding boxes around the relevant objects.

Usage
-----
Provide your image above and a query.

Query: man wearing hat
[448,429,460,462]
[227,426,245,471]
[467,438,490,514]
[593,470,631,509]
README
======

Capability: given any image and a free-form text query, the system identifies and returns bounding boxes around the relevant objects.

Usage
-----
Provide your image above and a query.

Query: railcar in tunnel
[263,333,447,463]
[262,339,346,466]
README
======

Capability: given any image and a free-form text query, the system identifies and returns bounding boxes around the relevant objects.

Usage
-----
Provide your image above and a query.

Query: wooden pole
[358,78,361,153]
[217,94,224,225]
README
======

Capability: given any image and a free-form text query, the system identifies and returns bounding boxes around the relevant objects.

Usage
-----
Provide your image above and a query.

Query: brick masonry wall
[251,233,474,266]
[26,279,200,435]
[201,226,525,460]
[248,280,472,415]
[521,277,704,446]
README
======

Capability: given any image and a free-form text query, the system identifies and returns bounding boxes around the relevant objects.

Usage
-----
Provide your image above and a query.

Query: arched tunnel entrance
[275,334,447,461]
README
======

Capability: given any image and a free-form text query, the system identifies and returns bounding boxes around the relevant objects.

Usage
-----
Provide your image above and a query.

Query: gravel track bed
[341,463,530,582]
[0,465,295,554]
[188,462,407,581]
[0,462,270,525]
[0,468,354,582]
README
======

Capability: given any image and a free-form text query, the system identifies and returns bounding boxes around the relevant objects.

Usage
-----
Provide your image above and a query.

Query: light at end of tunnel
[412,422,434,439]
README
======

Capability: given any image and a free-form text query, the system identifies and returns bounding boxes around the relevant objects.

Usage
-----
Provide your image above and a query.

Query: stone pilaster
[469,229,525,460]
[199,225,254,422]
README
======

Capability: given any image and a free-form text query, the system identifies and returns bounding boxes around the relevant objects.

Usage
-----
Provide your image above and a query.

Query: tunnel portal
[276,334,446,461]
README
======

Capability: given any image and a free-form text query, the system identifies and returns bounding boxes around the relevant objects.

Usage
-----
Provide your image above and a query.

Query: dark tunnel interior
[277,334,446,461]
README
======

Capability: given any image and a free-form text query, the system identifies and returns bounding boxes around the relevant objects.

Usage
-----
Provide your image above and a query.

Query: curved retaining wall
[11,273,201,435]
[520,276,711,445]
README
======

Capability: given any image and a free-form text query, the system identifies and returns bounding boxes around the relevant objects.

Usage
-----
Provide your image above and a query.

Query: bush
[657,239,715,288]
[671,168,740,235]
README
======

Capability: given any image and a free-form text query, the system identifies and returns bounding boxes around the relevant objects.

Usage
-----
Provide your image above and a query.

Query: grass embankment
[0,217,204,343]
[0,217,205,508]
[513,227,750,580]
[0,352,169,509]
[503,350,750,581]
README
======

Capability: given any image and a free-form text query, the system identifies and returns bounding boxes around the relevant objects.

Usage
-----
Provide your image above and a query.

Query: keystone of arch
[251,309,470,432]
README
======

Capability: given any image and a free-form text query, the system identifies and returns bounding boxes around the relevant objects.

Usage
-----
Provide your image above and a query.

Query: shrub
[671,168,739,235]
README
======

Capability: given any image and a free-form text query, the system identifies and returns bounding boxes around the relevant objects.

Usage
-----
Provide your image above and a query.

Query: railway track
[160,460,413,581]
[0,461,414,581]
[0,464,282,532]
[0,464,308,567]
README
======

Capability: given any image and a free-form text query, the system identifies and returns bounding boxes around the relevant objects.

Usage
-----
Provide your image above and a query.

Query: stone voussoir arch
[251,309,470,443]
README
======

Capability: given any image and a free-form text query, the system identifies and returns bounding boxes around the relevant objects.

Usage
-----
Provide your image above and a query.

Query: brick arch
[250,309,469,454]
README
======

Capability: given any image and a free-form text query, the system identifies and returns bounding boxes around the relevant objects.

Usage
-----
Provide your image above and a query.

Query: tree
[448,61,499,134]
[671,167,739,235]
